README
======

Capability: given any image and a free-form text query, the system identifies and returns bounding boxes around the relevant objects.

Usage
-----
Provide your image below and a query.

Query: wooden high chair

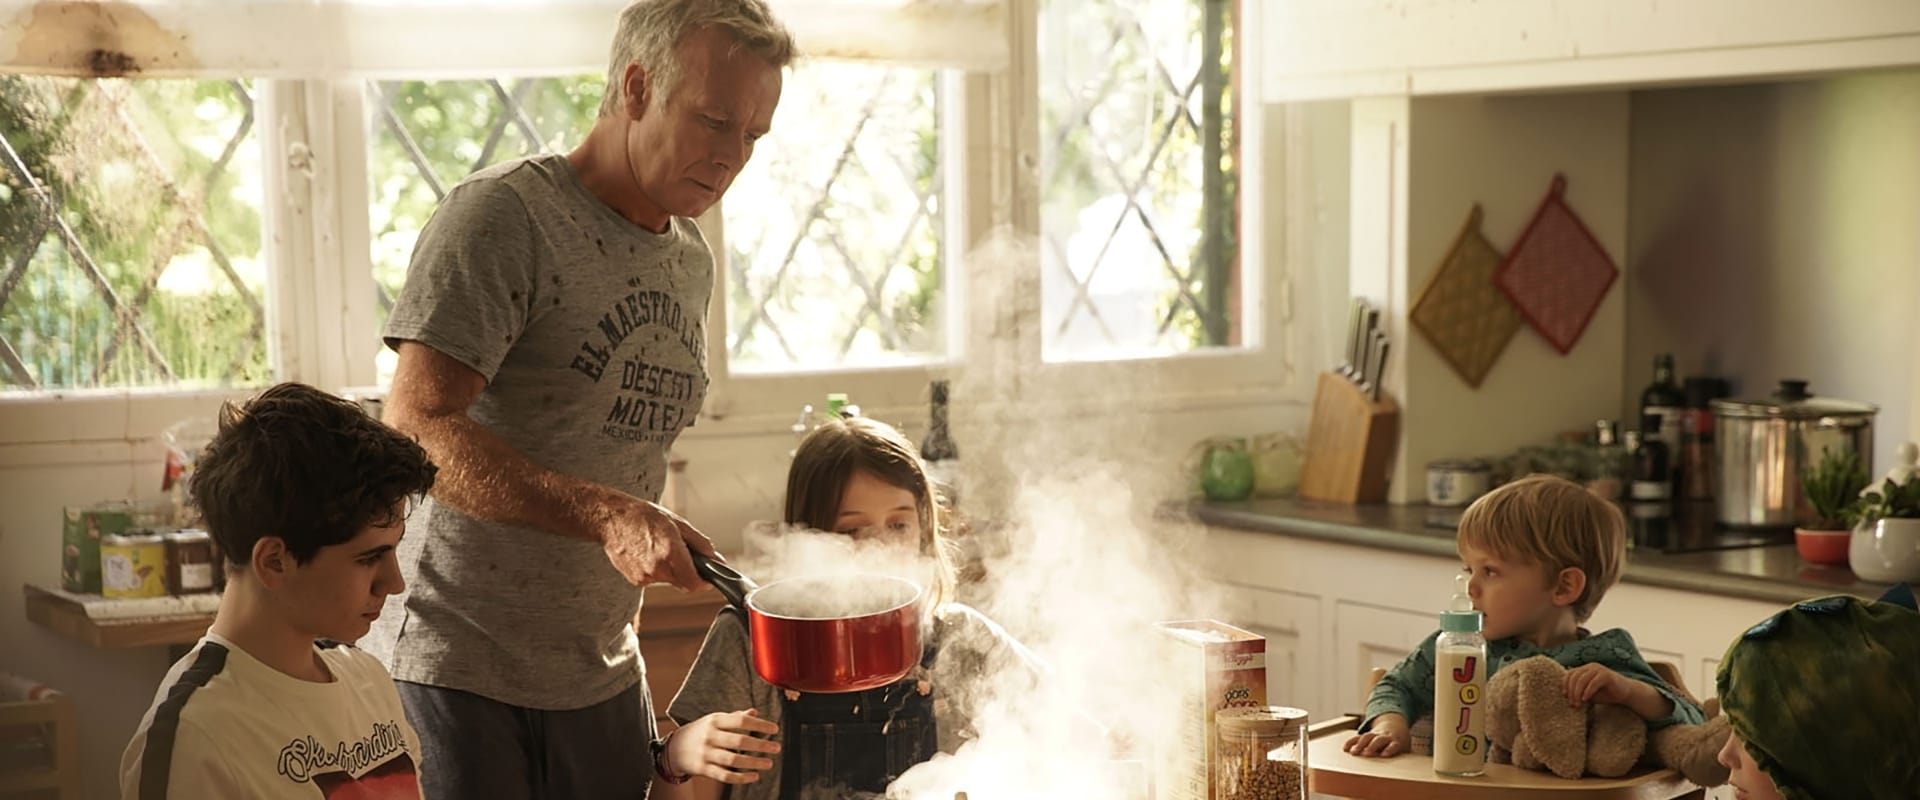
[0,677,82,800]
[1309,665,1707,799]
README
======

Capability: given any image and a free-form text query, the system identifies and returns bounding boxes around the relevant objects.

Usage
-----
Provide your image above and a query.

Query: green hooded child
[1714,583,1920,800]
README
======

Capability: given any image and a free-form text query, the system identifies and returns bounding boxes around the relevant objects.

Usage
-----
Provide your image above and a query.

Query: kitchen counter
[1182,498,1896,605]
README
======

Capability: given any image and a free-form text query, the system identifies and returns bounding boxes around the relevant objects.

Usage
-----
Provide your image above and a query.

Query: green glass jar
[1201,438,1256,501]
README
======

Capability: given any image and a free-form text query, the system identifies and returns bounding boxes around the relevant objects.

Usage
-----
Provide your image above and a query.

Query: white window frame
[703,0,1292,438]
[0,0,1299,451]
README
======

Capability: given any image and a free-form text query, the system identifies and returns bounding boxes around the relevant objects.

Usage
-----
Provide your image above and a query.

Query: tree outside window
[0,77,267,391]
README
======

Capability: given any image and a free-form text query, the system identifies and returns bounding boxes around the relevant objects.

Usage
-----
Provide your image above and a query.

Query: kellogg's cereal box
[1156,620,1267,800]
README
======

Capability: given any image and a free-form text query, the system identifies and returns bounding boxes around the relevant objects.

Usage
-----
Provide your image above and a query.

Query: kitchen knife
[1340,299,1366,379]
[1355,327,1375,394]
[1355,306,1379,385]
[1367,333,1391,401]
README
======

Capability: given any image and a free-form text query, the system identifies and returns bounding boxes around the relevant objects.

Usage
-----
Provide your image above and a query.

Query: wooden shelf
[22,584,213,649]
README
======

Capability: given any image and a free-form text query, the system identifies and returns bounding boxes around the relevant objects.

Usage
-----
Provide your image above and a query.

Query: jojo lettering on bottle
[1433,574,1488,777]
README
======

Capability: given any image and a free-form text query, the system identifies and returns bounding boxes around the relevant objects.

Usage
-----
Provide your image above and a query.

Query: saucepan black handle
[690,549,756,611]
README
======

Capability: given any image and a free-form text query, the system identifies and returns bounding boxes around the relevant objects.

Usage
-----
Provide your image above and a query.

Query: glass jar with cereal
[1214,706,1309,800]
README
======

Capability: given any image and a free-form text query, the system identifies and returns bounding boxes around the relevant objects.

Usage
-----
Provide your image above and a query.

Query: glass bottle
[1433,574,1487,777]
[1629,417,1672,503]
[1586,419,1626,501]
[1639,353,1684,446]
[920,379,961,505]
[1679,377,1723,502]
[1214,706,1309,800]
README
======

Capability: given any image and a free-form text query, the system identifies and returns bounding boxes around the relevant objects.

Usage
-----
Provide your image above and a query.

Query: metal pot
[692,550,926,693]
[1711,379,1877,529]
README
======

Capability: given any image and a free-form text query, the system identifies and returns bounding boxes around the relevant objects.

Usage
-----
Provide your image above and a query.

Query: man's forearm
[396,409,624,543]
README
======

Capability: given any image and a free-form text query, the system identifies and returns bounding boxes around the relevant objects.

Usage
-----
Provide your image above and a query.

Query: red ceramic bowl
[1794,528,1852,566]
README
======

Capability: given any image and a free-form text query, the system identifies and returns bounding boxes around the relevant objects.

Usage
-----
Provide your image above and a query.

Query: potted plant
[1847,444,1920,582]
[1797,448,1869,565]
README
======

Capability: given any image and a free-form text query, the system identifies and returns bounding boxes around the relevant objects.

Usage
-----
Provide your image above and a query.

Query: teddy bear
[1484,655,1731,787]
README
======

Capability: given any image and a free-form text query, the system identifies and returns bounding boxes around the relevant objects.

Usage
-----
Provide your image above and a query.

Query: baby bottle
[1432,573,1487,777]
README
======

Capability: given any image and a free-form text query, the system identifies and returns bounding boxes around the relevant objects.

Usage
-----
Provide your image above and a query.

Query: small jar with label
[102,532,169,599]
[1214,706,1309,800]
[164,529,217,595]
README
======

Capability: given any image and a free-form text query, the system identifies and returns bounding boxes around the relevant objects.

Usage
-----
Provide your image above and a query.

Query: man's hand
[601,497,714,591]
[665,710,781,784]
[1344,713,1411,758]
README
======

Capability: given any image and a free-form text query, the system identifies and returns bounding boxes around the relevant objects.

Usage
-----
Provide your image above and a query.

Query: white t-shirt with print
[121,632,424,799]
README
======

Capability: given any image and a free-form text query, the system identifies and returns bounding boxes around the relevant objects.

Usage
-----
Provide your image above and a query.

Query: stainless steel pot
[1711,380,1877,528]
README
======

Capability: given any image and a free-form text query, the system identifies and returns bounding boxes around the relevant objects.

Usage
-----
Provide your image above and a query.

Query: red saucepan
[692,550,926,693]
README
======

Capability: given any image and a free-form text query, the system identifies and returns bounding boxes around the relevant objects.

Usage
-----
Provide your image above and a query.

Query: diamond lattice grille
[724,64,945,371]
[368,77,604,331]
[1039,0,1237,360]
[0,77,265,390]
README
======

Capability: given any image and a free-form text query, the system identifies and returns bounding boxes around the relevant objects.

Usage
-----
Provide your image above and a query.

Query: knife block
[1299,371,1400,504]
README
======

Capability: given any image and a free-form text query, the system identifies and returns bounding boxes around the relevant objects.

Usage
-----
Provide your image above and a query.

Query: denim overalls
[721,607,944,798]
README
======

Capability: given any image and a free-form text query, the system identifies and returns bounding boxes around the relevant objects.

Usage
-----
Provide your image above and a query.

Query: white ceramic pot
[1849,518,1920,583]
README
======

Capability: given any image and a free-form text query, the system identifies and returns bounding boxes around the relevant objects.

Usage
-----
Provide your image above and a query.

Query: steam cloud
[739,230,1244,799]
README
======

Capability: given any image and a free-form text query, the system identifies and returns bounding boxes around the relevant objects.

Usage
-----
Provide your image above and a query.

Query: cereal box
[1156,620,1268,800]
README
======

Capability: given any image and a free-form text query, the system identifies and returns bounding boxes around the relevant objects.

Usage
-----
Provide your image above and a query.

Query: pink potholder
[1492,175,1619,355]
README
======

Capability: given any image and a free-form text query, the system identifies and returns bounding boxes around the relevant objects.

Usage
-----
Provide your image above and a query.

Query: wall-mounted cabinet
[1264,0,1920,101]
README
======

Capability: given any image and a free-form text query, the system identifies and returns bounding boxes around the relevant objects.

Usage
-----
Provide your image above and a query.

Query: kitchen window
[366,75,608,383]
[0,0,1278,430]
[1039,0,1243,361]
[365,64,952,385]
[0,76,268,391]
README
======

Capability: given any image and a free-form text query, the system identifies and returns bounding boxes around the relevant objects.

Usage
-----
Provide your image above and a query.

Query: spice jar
[164,529,216,595]
[1214,706,1308,800]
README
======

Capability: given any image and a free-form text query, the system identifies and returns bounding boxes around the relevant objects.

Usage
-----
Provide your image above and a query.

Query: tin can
[1426,459,1492,507]
[102,532,168,599]
[62,504,136,593]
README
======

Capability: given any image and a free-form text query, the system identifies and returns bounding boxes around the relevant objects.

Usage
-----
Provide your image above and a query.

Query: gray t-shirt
[364,154,711,710]
[667,603,1038,800]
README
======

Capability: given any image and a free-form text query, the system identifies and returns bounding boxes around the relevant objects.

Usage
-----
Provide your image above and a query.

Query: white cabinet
[1262,0,1920,101]
[1698,658,1723,706]
[1332,601,1436,716]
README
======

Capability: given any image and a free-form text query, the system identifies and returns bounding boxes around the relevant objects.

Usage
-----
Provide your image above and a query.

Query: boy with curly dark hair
[120,382,438,798]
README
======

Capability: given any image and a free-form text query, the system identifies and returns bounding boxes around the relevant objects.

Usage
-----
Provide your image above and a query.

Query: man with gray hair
[367,0,793,795]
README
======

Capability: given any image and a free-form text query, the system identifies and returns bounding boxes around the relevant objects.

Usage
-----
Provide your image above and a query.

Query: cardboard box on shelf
[60,505,135,594]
